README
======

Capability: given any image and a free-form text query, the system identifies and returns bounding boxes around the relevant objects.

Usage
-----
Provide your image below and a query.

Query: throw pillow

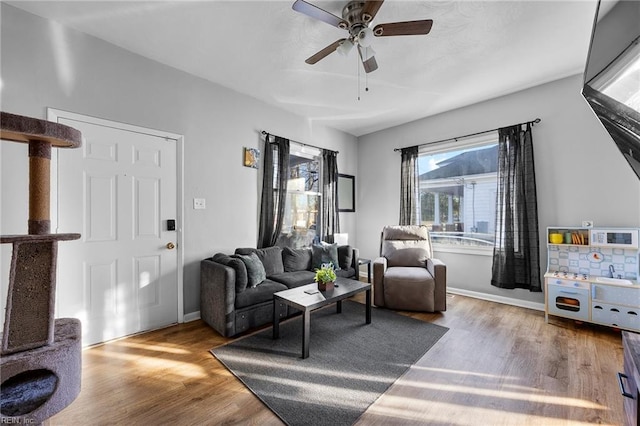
[212,253,249,293]
[337,245,353,270]
[311,242,341,271]
[235,246,284,276]
[235,252,267,288]
[282,247,312,272]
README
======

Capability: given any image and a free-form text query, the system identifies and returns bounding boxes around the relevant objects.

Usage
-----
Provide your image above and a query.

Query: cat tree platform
[1,111,83,424]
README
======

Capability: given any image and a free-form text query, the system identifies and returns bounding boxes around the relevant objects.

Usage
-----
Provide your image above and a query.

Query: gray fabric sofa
[201,245,359,337]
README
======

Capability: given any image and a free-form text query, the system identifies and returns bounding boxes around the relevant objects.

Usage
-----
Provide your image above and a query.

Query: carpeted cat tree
[1,111,83,424]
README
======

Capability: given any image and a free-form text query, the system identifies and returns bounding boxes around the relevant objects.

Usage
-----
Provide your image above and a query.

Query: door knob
[166,242,175,250]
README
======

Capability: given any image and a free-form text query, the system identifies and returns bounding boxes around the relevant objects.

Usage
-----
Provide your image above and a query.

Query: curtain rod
[261,130,338,154]
[393,118,541,152]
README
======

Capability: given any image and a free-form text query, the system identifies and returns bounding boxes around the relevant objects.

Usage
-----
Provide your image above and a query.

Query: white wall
[356,75,640,305]
[0,4,358,317]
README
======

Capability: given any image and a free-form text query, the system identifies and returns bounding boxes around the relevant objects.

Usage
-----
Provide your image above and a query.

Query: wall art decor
[243,147,260,168]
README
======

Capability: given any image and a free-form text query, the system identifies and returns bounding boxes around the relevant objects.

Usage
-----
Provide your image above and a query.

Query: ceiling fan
[292,0,433,73]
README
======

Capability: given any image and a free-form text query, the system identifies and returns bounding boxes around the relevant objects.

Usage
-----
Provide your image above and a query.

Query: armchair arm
[373,257,388,307]
[200,259,237,337]
[427,258,447,311]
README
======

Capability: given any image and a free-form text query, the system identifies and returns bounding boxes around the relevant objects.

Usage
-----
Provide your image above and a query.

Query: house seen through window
[277,143,322,249]
[418,132,498,249]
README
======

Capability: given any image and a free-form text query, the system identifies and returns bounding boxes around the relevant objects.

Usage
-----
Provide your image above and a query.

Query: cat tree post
[28,139,52,235]
[0,111,83,424]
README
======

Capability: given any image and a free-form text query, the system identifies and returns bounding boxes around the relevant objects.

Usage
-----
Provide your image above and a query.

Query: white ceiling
[6,0,600,136]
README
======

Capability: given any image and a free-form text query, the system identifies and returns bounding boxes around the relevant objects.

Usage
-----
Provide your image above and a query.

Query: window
[277,143,322,249]
[418,133,498,250]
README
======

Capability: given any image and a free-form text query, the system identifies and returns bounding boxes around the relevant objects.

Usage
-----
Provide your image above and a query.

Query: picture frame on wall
[338,174,355,212]
[243,147,260,168]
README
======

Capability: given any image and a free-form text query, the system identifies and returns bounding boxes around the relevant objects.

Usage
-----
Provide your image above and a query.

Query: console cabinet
[545,226,640,332]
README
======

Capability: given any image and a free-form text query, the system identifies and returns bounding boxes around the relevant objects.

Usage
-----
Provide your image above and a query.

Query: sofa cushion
[235,246,284,276]
[269,270,316,289]
[234,252,266,288]
[383,266,435,311]
[311,242,340,270]
[282,247,312,272]
[212,253,249,293]
[234,279,288,309]
[381,225,432,267]
[382,225,430,241]
[337,245,353,270]
[382,241,430,267]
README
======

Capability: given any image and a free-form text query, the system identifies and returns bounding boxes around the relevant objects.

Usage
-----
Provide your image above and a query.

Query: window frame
[278,143,323,248]
[418,131,499,256]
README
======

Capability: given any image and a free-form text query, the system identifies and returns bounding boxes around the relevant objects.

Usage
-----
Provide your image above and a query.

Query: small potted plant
[314,263,337,291]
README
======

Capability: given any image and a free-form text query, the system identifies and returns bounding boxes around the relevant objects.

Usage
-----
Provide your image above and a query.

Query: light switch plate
[193,198,206,209]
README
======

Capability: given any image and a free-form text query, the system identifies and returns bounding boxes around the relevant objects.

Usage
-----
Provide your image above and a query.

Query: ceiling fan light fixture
[357,27,374,47]
[336,39,354,56]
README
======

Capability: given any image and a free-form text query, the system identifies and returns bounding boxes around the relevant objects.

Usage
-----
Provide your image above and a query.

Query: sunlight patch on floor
[364,398,614,426]
[397,380,607,409]
[411,365,519,380]
[221,352,397,383]
[88,350,207,379]
[246,373,380,410]
[114,340,190,354]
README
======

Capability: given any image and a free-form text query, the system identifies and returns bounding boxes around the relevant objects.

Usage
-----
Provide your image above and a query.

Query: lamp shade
[336,39,354,56]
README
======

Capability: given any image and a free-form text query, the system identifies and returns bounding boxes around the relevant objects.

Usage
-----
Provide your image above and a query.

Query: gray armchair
[373,225,447,312]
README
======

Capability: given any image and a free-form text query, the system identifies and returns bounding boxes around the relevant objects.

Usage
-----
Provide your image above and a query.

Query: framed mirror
[338,174,355,212]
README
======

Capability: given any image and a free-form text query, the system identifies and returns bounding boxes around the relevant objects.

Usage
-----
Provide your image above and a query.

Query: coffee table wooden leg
[336,300,342,314]
[302,309,310,359]
[273,299,280,339]
[366,289,371,324]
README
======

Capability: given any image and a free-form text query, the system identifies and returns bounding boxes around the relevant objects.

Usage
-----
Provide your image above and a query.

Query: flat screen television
[582,0,640,180]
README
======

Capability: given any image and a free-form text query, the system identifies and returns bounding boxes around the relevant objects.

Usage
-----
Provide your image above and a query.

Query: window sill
[433,244,494,257]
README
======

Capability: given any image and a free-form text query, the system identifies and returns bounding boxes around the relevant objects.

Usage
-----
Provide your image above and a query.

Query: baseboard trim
[447,287,545,312]
[183,311,201,322]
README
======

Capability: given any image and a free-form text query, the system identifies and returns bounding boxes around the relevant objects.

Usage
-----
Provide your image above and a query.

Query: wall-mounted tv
[582,0,640,180]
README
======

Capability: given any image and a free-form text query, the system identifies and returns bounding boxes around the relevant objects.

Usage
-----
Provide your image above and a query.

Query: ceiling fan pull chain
[357,50,361,101]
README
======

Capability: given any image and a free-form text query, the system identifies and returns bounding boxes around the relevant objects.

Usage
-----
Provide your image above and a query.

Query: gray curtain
[322,149,340,243]
[400,146,419,225]
[258,135,290,248]
[491,123,541,291]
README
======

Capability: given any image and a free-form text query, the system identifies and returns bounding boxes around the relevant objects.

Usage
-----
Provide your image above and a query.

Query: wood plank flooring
[49,293,625,425]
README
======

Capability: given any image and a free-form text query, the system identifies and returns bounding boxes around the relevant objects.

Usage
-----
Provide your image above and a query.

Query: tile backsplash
[547,245,639,280]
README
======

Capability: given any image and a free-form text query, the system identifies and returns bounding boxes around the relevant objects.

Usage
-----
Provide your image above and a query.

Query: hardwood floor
[49,293,625,425]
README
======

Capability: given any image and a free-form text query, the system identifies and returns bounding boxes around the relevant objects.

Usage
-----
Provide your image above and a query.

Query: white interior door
[52,112,180,346]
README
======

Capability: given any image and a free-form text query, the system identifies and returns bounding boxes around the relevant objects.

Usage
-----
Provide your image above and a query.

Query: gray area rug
[211,300,448,426]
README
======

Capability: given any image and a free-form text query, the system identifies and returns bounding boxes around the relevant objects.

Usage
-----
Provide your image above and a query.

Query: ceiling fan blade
[292,0,348,29]
[305,39,346,64]
[358,45,378,73]
[373,19,433,37]
[362,0,385,23]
